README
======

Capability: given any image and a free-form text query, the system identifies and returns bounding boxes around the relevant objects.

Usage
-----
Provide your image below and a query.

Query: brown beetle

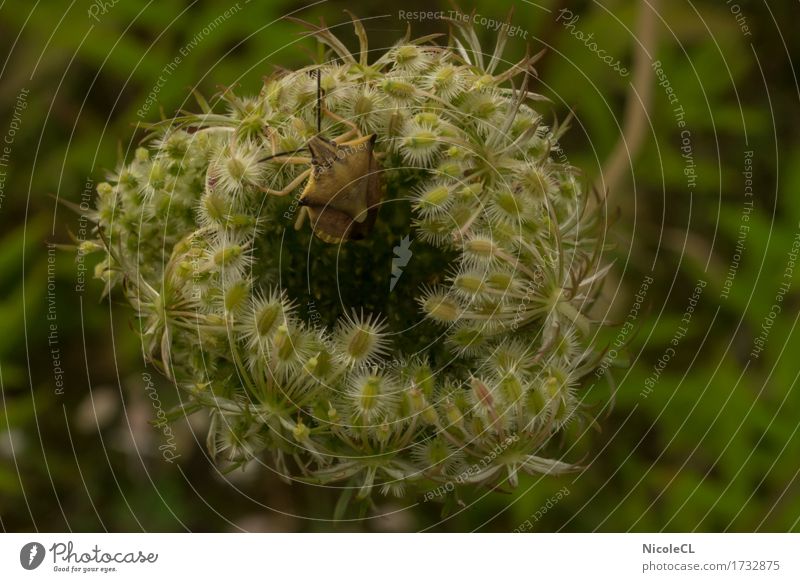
[262,70,383,244]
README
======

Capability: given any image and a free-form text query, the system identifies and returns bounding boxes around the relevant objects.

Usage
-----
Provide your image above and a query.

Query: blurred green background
[1,0,798,532]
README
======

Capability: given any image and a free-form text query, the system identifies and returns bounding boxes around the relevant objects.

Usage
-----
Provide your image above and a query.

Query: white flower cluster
[87,18,611,504]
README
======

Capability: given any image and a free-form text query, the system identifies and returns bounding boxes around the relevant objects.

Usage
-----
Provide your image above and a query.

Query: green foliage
[1,0,797,531]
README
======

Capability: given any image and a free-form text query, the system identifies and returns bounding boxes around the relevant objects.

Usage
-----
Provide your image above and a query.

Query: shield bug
[262,70,384,244]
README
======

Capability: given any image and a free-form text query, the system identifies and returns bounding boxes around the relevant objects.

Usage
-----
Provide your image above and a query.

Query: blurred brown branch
[594,0,661,204]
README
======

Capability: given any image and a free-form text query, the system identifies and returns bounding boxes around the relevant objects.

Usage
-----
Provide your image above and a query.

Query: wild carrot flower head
[86,16,611,506]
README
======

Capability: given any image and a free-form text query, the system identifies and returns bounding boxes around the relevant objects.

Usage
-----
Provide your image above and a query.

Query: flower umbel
[86,16,611,510]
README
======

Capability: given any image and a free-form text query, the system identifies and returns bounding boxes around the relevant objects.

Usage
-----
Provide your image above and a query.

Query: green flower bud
[293,421,310,441]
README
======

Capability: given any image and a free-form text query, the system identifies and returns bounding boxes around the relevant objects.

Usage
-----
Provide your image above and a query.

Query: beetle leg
[324,108,360,133]
[261,168,311,197]
[335,133,376,149]
[294,206,309,230]
[263,155,312,165]
[331,129,360,144]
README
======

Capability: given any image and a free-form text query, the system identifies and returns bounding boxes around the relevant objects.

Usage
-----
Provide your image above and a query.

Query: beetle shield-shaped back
[298,133,382,244]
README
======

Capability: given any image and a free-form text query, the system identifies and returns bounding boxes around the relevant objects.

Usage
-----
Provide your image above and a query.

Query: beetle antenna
[316,67,322,134]
[260,67,322,162]
[260,147,309,162]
